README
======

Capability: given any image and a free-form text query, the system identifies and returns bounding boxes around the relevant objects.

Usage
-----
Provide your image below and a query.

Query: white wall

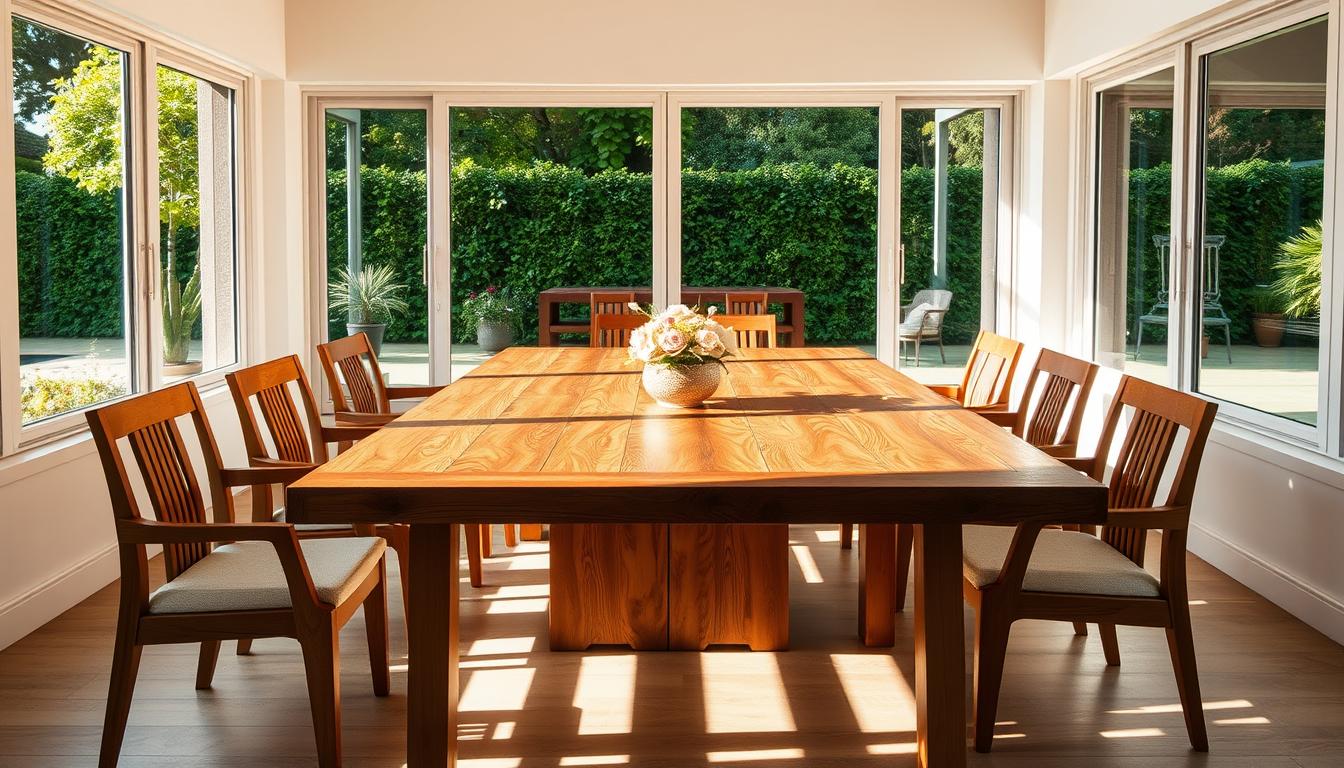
[92,0,286,77]
[1043,0,1236,76]
[284,0,1044,85]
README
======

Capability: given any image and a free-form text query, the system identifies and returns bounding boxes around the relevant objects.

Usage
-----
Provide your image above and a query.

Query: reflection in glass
[1197,17,1326,425]
[12,18,132,423]
[1094,68,1174,385]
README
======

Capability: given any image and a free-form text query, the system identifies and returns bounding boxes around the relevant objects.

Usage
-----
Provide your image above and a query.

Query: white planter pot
[641,362,722,408]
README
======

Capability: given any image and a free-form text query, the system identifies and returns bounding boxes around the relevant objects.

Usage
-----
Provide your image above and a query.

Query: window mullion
[137,40,161,394]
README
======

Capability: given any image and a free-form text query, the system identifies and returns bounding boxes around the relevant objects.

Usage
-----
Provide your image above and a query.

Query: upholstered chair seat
[962,525,1159,598]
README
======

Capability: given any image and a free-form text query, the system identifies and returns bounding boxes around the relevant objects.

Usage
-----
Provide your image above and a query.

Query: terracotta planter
[642,362,722,408]
[1251,313,1285,347]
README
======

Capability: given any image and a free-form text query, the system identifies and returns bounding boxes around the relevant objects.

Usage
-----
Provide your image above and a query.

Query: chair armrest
[220,464,314,488]
[332,411,398,426]
[977,409,1018,428]
[1106,506,1189,530]
[386,385,444,400]
[926,384,961,399]
[919,308,948,333]
[321,423,382,443]
[1059,456,1097,473]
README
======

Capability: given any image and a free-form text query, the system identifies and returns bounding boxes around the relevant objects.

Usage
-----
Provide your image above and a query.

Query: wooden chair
[591,290,636,319]
[226,355,410,632]
[317,333,510,588]
[86,382,389,768]
[590,312,647,349]
[979,348,1100,458]
[927,329,1024,410]
[725,291,768,315]
[718,313,777,349]
[963,376,1218,752]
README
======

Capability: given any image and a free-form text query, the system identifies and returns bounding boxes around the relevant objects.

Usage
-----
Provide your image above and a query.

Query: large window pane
[12,18,132,424]
[324,109,429,385]
[1094,68,1174,385]
[898,107,1000,382]
[680,106,878,354]
[449,106,653,380]
[157,64,237,382]
[1196,18,1326,426]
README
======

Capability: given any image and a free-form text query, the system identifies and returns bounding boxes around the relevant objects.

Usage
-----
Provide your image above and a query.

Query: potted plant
[1247,284,1285,348]
[162,263,202,376]
[1273,220,1323,322]
[461,286,517,353]
[627,304,738,408]
[329,264,409,356]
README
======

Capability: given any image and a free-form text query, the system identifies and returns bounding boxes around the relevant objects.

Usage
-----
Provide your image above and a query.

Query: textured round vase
[642,362,722,408]
[476,321,515,353]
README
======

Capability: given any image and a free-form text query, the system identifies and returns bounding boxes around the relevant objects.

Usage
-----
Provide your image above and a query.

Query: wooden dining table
[286,346,1107,768]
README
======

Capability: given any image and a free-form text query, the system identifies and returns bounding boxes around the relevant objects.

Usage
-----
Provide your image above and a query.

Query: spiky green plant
[1272,220,1322,318]
[162,263,201,365]
[329,264,409,324]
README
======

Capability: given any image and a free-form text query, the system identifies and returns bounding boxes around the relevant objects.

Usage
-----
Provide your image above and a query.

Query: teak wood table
[286,347,1107,768]
[537,286,806,347]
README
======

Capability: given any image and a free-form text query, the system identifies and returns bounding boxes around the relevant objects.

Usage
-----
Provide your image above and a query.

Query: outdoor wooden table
[286,347,1106,768]
[537,286,806,347]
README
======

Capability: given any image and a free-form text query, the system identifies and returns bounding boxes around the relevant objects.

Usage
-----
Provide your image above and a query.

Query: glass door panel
[679,106,880,354]
[898,107,1001,383]
[324,108,429,385]
[448,106,654,380]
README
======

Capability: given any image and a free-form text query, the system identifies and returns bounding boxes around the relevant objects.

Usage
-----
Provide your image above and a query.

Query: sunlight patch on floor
[492,721,516,740]
[707,748,804,762]
[473,584,551,600]
[701,653,796,734]
[504,552,551,570]
[813,528,842,543]
[1108,699,1251,714]
[1101,727,1166,738]
[486,597,550,614]
[573,654,638,735]
[865,742,917,755]
[467,636,537,656]
[830,654,916,732]
[460,667,536,712]
[790,544,824,584]
[1215,716,1271,725]
[559,755,631,766]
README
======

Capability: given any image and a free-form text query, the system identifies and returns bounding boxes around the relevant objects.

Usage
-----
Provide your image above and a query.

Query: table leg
[519,524,544,541]
[857,523,896,647]
[539,297,554,347]
[914,523,967,768]
[789,297,805,347]
[406,524,459,767]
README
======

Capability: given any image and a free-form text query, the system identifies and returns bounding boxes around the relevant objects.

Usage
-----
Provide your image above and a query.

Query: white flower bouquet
[627,303,738,367]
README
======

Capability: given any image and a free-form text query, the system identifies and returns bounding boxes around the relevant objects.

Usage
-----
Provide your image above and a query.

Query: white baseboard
[1189,522,1344,646]
[0,544,120,651]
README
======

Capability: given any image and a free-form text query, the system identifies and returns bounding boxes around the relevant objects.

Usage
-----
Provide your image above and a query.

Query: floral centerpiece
[627,303,738,407]
[461,286,518,353]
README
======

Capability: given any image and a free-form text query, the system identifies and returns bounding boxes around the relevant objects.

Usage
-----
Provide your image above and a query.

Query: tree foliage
[10,17,90,125]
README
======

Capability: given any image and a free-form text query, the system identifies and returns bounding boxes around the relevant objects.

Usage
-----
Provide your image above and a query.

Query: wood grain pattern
[286,347,1108,768]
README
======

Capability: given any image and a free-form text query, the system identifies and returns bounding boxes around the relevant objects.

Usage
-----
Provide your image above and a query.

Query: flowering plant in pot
[461,286,518,353]
[329,264,409,356]
[1247,285,1285,348]
[627,304,738,408]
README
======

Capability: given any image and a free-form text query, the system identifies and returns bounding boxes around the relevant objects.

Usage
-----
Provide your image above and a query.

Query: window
[12,17,134,425]
[1194,16,1327,428]
[1093,67,1175,385]
[5,9,247,450]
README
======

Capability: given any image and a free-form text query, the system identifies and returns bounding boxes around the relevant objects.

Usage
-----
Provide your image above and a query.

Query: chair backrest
[227,355,328,466]
[591,291,636,318]
[1012,349,1099,452]
[725,291,768,315]
[1151,235,1225,306]
[719,314,777,349]
[904,289,953,330]
[591,313,647,348]
[1087,376,1218,564]
[958,330,1024,409]
[317,333,390,416]
[86,383,231,581]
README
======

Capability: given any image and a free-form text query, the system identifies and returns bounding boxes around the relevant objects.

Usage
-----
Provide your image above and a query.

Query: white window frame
[1,0,255,454]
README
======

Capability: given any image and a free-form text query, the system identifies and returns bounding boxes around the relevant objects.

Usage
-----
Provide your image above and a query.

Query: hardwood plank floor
[0,525,1340,767]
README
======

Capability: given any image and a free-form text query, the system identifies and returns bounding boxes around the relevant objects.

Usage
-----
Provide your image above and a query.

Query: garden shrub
[19,372,127,422]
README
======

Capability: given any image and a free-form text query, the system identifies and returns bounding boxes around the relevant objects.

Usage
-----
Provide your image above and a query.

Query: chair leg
[1134,320,1144,360]
[365,558,391,697]
[195,641,221,690]
[465,524,484,587]
[840,523,853,550]
[1073,622,1088,637]
[99,610,142,768]
[481,524,493,558]
[1099,623,1121,666]
[894,523,913,612]
[937,333,946,364]
[236,638,254,655]
[1223,325,1232,364]
[972,604,1013,753]
[388,526,411,631]
[503,523,518,548]
[298,617,343,768]
[1168,603,1209,751]
[913,336,922,367]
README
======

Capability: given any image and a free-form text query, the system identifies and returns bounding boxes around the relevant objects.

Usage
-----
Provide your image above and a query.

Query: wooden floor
[1,524,1341,767]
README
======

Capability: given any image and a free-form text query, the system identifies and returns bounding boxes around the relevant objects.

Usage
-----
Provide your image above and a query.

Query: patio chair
[897,289,952,366]
[963,375,1218,753]
[86,382,389,768]
[725,291,769,315]
[1135,235,1232,363]
[718,314,777,349]
[591,312,647,349]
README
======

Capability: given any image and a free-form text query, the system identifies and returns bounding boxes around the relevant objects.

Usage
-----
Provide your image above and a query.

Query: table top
[286,348,1106,526]
[538,286,804,298]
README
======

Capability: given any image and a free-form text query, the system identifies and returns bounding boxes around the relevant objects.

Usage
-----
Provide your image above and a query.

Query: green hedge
[1127,160,1323,343]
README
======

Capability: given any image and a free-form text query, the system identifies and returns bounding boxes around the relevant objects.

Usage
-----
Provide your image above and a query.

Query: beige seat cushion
[962,525,1160,598]
[148,537,386,614]
[273,506,353,533]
